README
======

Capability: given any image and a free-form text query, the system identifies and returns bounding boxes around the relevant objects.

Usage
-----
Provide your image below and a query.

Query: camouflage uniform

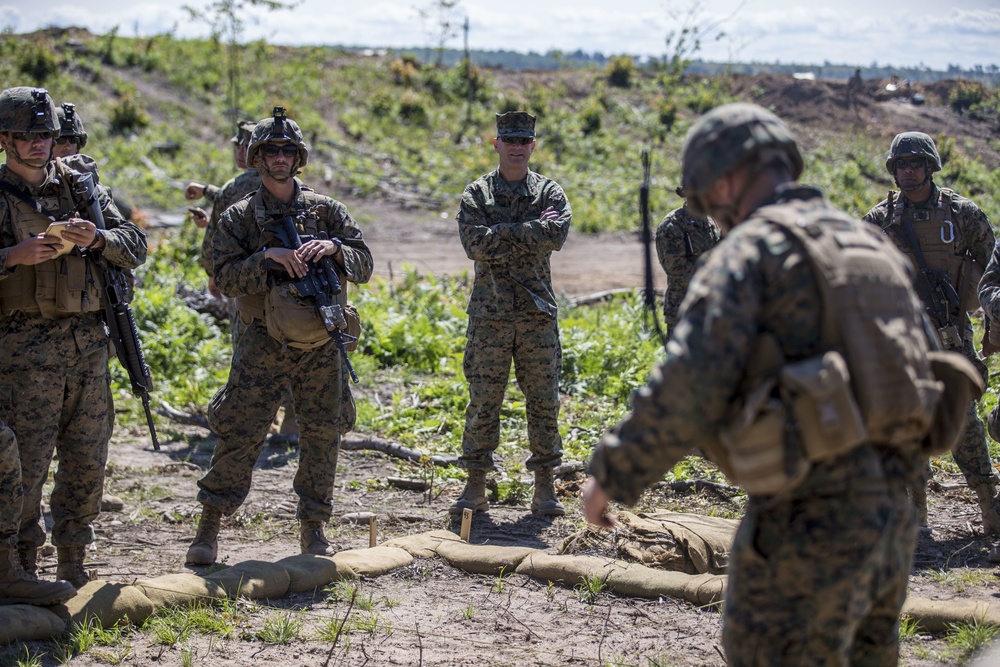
[864,186,997,491]
[653,203,720,331]
[197,182,372,521]
[457,167,571,472]
[0,161,146,552]
[0,422,20,546]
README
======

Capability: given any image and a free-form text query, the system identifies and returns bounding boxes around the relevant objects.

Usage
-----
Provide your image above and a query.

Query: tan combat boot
[17,545,37,577]
[0,547,76,606]
[531,468,565,517]
[911,483,929,530]
[100,493,125,513]
[971,482,1000,535]
[56,546,90,589]
[449,469,489,515]
[185,505,222,566]
[300,521,335,556]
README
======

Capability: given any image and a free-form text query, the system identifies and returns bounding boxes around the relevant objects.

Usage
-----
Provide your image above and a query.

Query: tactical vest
[708,202,946,495]
[233,190,357,350]
[885,188,982,315]
[0,165,103,319]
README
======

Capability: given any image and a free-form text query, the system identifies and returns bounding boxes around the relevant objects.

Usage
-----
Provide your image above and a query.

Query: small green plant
[255,611,303,644]
[12,646,43,667]
[348,611,386,635]
[461,604,476,620]
[575,574,607,604]
[180,645,196,667]
[898,615,923,640]
[492,567,511,594]
[944,617,1000,656]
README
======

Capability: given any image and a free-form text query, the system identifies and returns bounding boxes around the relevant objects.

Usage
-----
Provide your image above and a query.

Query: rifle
[263,209,359,383]
[74,173,160,450]
[639,149,666,347]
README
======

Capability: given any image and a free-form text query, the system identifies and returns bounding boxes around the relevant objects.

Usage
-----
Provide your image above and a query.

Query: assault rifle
[264,210,359,383]
[639,149,666,347]
[75,173,160,450]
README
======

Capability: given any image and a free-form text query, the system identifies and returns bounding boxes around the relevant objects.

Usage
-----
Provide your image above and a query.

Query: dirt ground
[5,82,1000,665]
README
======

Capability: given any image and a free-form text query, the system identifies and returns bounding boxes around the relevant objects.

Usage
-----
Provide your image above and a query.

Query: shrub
[17,42,59,84]
[397,90,429,126]
[109,92,151,135]
[606,55,636,88]
[950,81,985,114]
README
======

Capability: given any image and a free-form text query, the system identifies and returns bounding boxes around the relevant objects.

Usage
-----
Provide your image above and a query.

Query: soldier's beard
[7,143,49,170]
[895,173,931,193]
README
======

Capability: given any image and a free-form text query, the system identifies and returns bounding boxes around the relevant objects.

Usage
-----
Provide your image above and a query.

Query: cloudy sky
[3,0,998,71]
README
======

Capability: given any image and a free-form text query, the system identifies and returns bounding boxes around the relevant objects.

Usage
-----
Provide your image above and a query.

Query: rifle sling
[0,180,44,214]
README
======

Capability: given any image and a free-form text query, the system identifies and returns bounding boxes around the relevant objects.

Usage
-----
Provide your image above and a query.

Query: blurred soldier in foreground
[453,111,571,517]
[863,132,998,533]
[186,107,371,566]
[654,187,720,333]
[583,103,979,665]
[0,87,147,592]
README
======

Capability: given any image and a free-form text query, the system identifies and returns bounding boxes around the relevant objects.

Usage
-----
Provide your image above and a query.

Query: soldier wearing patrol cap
[864,132,998,535]
[186,107,372,566]
[582,103,972,665]
[0,87,147,592]
[452,111,572,518]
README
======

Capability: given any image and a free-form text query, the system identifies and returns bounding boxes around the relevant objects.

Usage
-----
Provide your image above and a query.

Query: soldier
[0,87,147,590]
[186,107,372,565]
[184,120,255,228]
[452,111,571,518]
[583,102,971,666]
[654,187,721,333]
[846,68,863,110]
[863,132,1000,533]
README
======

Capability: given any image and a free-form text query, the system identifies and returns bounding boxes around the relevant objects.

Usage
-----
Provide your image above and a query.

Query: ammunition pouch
[264,282,333,351]
[343,303,361,352]
[958,255,985,314]
[923,350,984,455]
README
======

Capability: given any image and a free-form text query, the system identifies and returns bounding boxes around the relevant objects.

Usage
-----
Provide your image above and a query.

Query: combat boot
[449,469,489,515]
[56,546,90,589]
[0,547,76,606]
[300,521,335,556]
[911,484,929,530]
[185,505,222,566]
[100,493,125,513]
[17,545,37,577]
[971,482,1000,535]
[531,468,565,517]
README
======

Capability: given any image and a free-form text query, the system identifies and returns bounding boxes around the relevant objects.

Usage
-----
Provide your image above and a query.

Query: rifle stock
[75,173,160,450]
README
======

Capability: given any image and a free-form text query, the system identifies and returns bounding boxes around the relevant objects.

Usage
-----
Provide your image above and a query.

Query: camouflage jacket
[978,240,1000,326]
[199,169,263,277]
[213,182,373,299]
[863,184,994,330]
[0,161,147,370]
[654,204,721,331]
[589,185,924,505]
[457,169,571,319]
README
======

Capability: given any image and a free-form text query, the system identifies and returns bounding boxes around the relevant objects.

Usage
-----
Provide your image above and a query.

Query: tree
[184,0,298,124]
[415,0,463,68]
[660,0,743,86]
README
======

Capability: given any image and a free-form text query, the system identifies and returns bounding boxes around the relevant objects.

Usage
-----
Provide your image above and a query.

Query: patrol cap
[56,103,88,149]
[681,102,803,211]
[231,119,257,145]
[885,131,941,174]
[496,111,536,139]
[0,87,60,135]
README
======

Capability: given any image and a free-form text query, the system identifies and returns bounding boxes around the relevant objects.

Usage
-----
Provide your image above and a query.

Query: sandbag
[279,554,355,593]
[516,552,616,586]
[134,573,227,608]
[57,581,155,627]
[205,560,291,600]
[902,596,1000,633]
[0,604,65,643]
[435,542,540,576]
[382,530,464,558]
[333,547,413,577]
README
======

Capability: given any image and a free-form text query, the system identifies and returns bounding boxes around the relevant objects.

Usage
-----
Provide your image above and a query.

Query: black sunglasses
[261,144,299,158]
[501,136,533,146]
[54,136,80,146]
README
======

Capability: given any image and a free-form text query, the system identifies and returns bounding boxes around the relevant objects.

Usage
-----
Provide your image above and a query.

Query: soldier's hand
[185,182,206,200]
[189,207,209,228]
[207,277,223,300]
[297,238,341,263]
[581,477,616,528]
[60,218,102,249]
[266,246,309,279]
[5,235,62,267]
[539,205,560,222]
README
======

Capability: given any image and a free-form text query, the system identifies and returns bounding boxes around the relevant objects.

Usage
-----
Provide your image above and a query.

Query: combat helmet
[681,102,802,217]
[0,87,60,135]
[884,132,941,174]
[56,103,88,149]
[247,106,309,169]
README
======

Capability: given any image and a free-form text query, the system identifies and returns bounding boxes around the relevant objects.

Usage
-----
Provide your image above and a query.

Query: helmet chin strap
[894,172,932,193]
[255,154,300,184]
[6,141,49,171]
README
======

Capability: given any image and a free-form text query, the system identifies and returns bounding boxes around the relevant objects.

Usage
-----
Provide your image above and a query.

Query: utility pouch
[264,283,330,350]
[343,303,361,352]
[720,378,810,496]
[780,351,868,462]
[957,254,985,314]
[923,350,982,455]
[938,324,962,350]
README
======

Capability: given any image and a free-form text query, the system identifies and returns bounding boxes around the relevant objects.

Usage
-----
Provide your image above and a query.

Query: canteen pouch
[923,350,983,455]
[264,283,330,350]
[343,303,361,352]
[780,350,867,462]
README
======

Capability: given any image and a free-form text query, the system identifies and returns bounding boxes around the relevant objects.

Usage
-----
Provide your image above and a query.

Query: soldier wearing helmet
[584,103,954,665]
[52,103,87,158]
[0,87,147,597]
[864,132,998,536]
[186,107,372,567]
[186,119,258,228]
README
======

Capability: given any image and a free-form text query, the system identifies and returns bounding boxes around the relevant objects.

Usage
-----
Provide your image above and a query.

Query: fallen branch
[569,287,663,307]
[156,403,210,430]
[652,479,741,498]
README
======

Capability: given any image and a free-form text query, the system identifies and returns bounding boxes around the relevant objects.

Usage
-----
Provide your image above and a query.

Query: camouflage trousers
[0,351,113,550]
[947,338,995,487]
[723,445,918,667]
[199,323,344,522]
[460,313,562,472]
[0,422,20,545]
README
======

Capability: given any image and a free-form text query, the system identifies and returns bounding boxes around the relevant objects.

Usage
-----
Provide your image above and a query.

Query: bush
[109,92,151,135]
[17,42,59,84]
[950,81,985,114]
[397,90,429,126]
[606,55,636,89]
